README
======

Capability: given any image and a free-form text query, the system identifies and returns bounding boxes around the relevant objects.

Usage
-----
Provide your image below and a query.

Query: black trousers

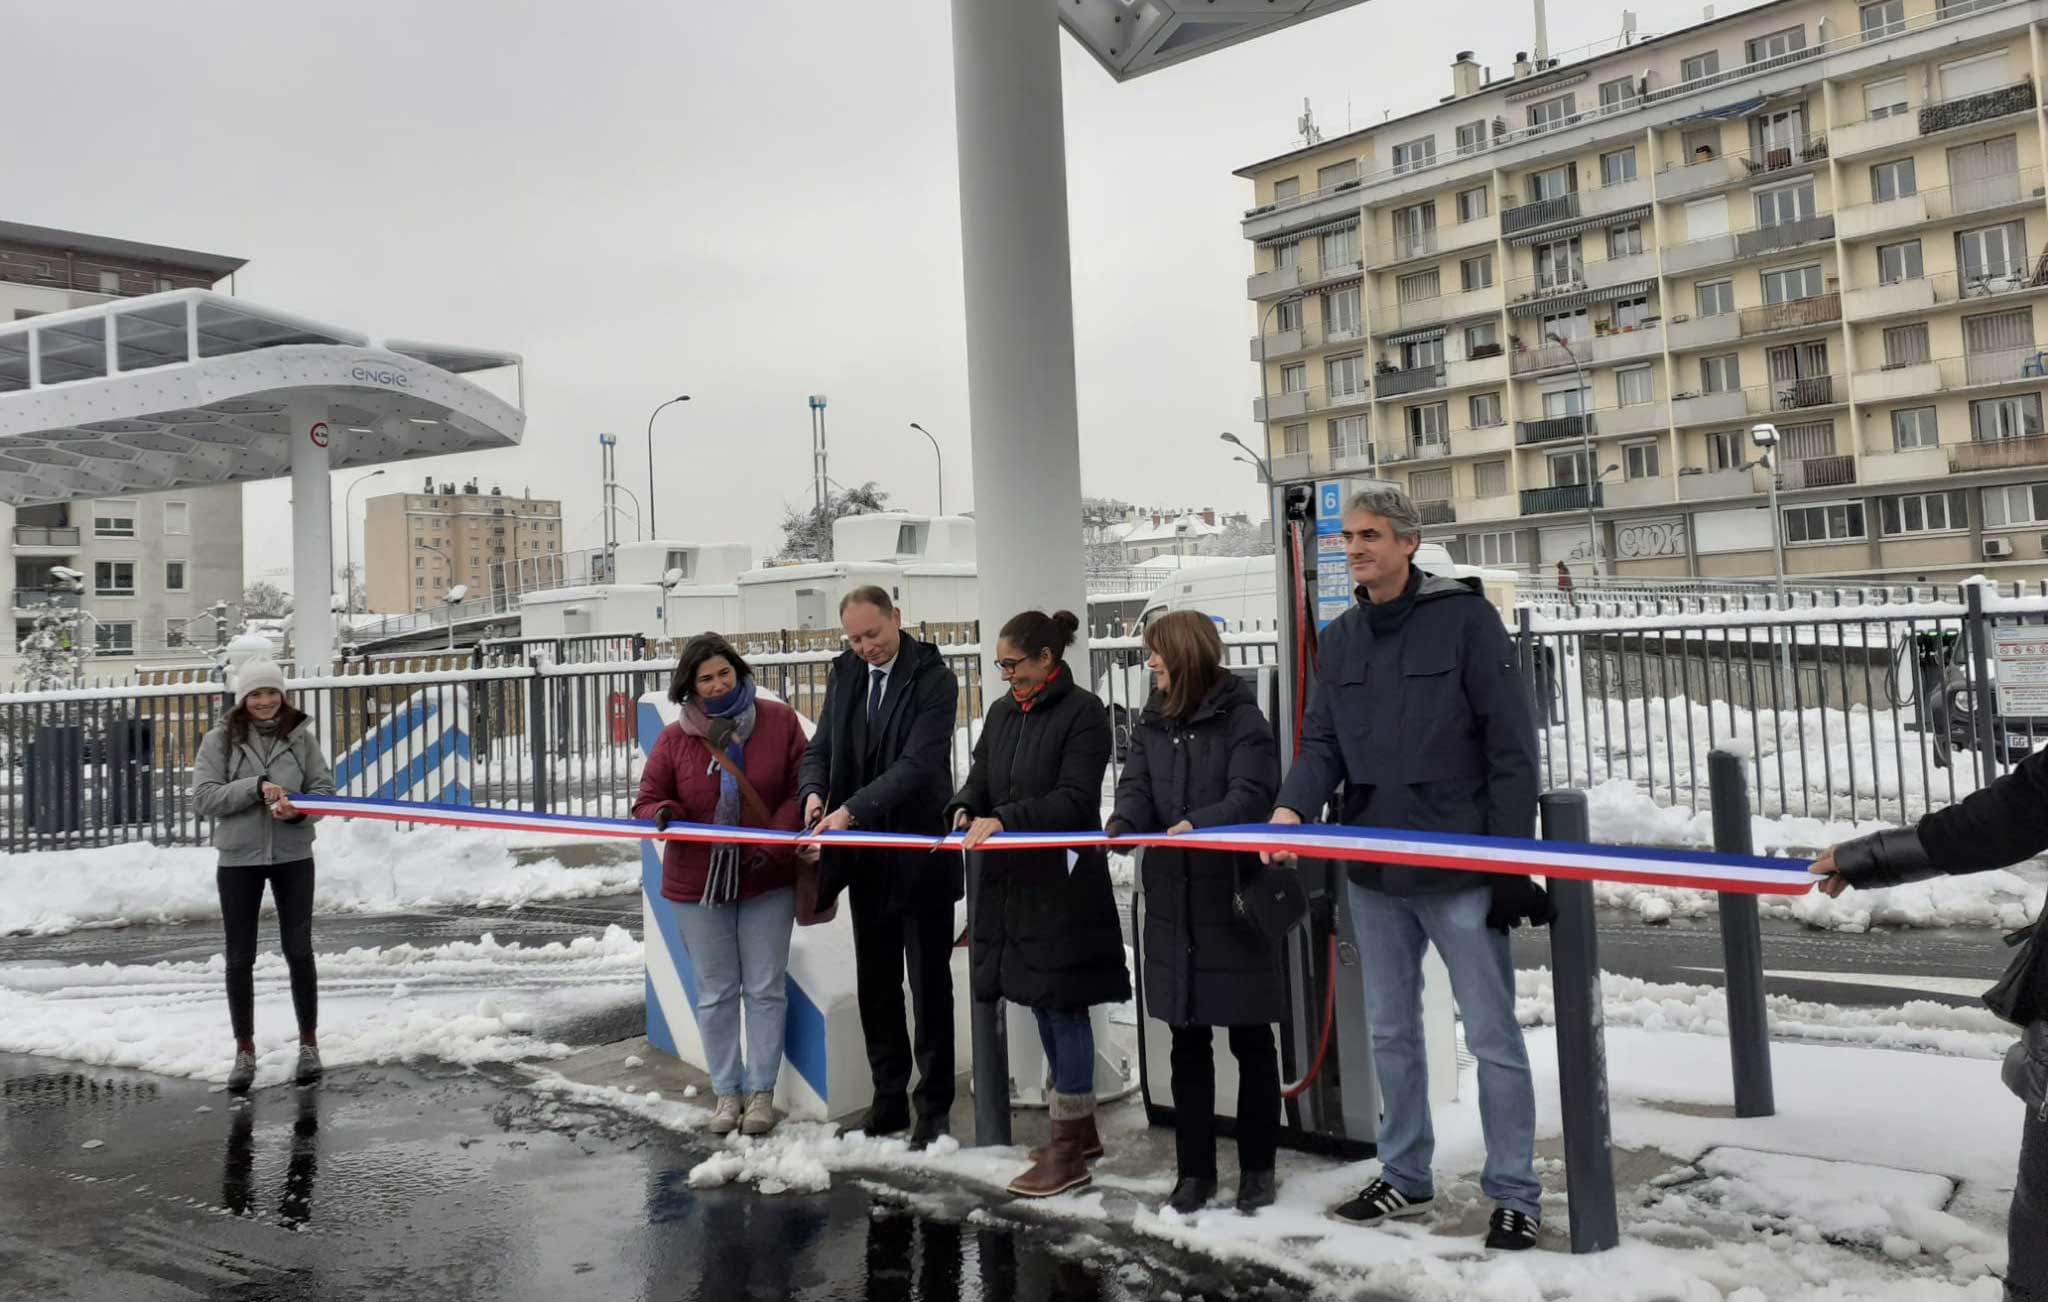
[850,885,957,1125]
[2015,1099,2048,1301]
[218,859,317,1041]
[1168,1023,1281,1180]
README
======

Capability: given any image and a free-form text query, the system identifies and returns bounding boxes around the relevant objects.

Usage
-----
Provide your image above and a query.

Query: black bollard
[1540,790,1619,1254]
[1708,749,1775,1118]
[965,850,1011,1146]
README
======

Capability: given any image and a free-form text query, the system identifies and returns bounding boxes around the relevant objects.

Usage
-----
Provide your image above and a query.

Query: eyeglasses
[994,657,1027,673]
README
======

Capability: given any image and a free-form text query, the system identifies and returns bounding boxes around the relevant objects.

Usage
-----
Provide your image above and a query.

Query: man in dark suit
[798,586,961,1145]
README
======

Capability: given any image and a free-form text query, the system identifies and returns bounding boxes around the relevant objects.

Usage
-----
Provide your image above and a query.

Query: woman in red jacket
[634,633,808,1137]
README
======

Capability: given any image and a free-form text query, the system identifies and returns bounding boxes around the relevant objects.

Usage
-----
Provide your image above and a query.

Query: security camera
[1749,422,1779,449]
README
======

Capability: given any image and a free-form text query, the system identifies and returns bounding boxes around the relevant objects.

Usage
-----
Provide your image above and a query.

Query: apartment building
[0,222,246,667]
[1237,0,2048,582]
[362,478,564,614]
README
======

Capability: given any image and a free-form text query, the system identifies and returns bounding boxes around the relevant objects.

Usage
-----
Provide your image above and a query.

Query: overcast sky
[7,0,1757,588]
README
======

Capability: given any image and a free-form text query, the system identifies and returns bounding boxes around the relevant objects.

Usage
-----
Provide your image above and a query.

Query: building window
[1613,295,1651,329]
[1401,334,1444,369]
[1617,366,1656,406]
[1865,76,1909,119]
[1601,148,1638,187]
[1456,186,1489,221]
[1983,482,2048,527]
[1783,502,1866,544]
[1541,306,1590,344]
[1327,353,1367,398]
[1319,223,1359,269]
[97,270,120,293]
[1473,462,1509,500]
[1391,137,1437,175]
[1282,423,1308,456]
[1409,467,1453,502]
[1456,122,1489,157]
[1528,164,1574,202]
[1280,363,1307,393]
[165,561,187,592]
[1330,414,1370,461]
[1761,263,1824,304]
[1878,239,1924,284]
[1707,429,1743,469]
[1527,94,1575,134]
[1542,383,1590,419]
[1535,237,1583,289]
[1272,176,1300,203]
[1406,402,1449,450]
[1470,392,1503,427]
[1317,159,1359,189]
[95,623,135,657]
[1465,320,1499,353]
[1746,26,1806,64]
[1880,491,1963,535]
[1607,224,1644,259]
[1883,323,1932,367]
[1972,393,2045,441]
[415,575,426,589]
[94,499,137,537]
[1701,354,1741,393]
[1470,527,1519,563]
[1893,407,1939,449]
[94,560,136,596]
[1549,450,1592,486]
[1274,298,1303,333]
[1697,279,1735,316]
[1271,240,1298,271]
[1598,76,1638,111]
[1681,51,1721,84]
[1461,254,1493,291]
[1860,0,1905,40]
[1958,219,2028,286]
[1755,180,1816,228]
[1398,268,1441,302]
[163,500,189,535]
[1323,287,1361,338]
[1871,158,1917,203]
[1623,440,1660,479]
[1939,51,2010,101]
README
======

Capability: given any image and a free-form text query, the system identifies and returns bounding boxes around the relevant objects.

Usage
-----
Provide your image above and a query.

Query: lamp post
[342,469,386,635]
[646,395,689,540]
[416,540,455,631]
[907,422,946,515]
[1255,294,1308,480]
[1747,422,1796,698]
[1219,431,1272,484]
[1547,332,1599,576]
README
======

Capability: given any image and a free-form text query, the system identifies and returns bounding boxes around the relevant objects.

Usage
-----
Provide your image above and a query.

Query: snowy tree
[242,582,291,618]
[17,595,84,690]
[775,482,890,562]
[1197,520,1275,559]
[1082,496,1136,574]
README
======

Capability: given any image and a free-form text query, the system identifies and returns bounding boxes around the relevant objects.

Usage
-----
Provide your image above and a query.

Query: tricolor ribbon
[287,794,1814,897]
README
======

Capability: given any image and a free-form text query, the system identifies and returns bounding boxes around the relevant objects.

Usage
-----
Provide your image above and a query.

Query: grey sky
[5,0,1755,588]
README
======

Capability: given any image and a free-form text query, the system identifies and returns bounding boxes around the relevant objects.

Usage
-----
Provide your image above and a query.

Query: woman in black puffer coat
[1107,611,1283,1216]
[949,609,1128,1200]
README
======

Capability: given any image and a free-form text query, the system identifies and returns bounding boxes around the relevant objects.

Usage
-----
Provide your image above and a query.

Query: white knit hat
[233,657,287,707]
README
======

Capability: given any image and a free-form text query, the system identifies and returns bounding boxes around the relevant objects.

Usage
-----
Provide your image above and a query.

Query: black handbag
[1233,863,1309,942]
[1985,915,2048,1027]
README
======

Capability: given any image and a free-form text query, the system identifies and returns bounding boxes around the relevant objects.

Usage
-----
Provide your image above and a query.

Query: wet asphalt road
[0,1053,1286,1302]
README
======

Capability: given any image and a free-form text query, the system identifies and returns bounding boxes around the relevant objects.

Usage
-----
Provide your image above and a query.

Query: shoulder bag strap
[704,744,775,830]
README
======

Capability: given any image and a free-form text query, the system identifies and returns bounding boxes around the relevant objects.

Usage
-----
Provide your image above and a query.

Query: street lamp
[1749,422,1797,699]
[1255,294,1308,479]
[646,395,690,539]
[443,583,469,651]
[342,468,387,633]
[1546,332,1599,576]
[1219,431,1272,484]
[907,422,946,515]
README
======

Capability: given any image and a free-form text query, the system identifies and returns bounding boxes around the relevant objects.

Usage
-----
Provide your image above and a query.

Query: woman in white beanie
[192,658,336,1092]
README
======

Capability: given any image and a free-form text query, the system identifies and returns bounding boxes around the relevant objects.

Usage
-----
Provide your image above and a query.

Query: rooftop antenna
[1620,8,1638,43]
[1296,97,1323,146]
[1532,0,1550,64]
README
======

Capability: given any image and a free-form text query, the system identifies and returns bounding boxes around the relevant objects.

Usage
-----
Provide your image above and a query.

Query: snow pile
[0,815,641,936]
[1691,1148,1951,1248]
[1515,969,2019,1059]
[0,926,644,1088]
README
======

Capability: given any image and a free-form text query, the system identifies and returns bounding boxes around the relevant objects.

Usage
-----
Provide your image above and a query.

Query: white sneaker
[707,1094,743,1135]
[740,1090,777,1136]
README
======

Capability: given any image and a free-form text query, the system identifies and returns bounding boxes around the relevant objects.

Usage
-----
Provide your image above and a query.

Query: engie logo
[350,364,410,388]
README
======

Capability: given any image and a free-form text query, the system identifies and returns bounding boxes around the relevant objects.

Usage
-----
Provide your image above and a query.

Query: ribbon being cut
[288,794,1815,896]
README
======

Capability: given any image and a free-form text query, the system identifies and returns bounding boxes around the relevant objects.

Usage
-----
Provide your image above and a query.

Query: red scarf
[1012,663,1062,712]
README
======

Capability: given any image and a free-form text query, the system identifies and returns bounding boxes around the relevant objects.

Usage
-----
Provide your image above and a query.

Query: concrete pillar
[948,0,1090,679]
[288,396,334,673]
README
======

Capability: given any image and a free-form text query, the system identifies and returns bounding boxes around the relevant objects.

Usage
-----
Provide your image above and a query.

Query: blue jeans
[673,887,797,1096]
[1347,880,1541,1219]
[1033,1007,1095,1096]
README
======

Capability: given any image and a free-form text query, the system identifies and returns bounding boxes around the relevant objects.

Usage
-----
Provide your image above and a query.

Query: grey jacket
[192,712,336,867]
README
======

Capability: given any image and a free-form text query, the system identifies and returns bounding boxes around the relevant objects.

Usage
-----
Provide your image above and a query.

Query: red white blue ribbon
[286,793,1815,896]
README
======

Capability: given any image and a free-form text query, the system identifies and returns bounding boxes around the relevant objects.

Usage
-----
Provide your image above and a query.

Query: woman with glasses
[949,610,1128,1198]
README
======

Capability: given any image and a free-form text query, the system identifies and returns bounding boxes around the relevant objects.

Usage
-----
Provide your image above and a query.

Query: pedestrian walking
[798,587,962,1147]
[949,609,1130,1197]
[1813,753,2048,1300]
[635,633,809,1138]
[192,657,336,1093]
[1106,611,1284,1215]
[1264,487,1550,1251]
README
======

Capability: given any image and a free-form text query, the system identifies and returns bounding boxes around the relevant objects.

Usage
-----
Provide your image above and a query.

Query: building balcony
[1380,283,1503,332]
[13,587,81,611]
[12,525,80,555]
[1517,413,1596,446]
[1247,264,1301,300]
[1502,191,1580,238]
[1379,435,1454,467]
[1860,444,1951,484]
[1271,451,1314,482]
[1671,389,1749,426]
[1251,319,1369,362]
[1830,110,1919,161]
[1241,174,1367,244]
[1671,377,1843,427]
[1520,483,1602,515]
[1600,400,1671,438]
[1842,276,1939,320]
[1367,214,1499,269]
[1777,454,1857,491]
[1836,166,2045,241]
[1665,312,1742,352]
[1417,498,1457,525]
[1653,134,1829,202]
[1603,476,1674,510]
[1512,322,1664,374]
[1253,388,1309,424]
[1843,265,2048,322]
[1853,360,1943,403]
[1329,444,1379,475]
[1460,422,1514,455]
[1677,466,1759,500]
[1952,434,2048,473]
[1736,214,1836,261]
[1443,351,1507,389]
[1917,79,2038,138]
[1739,292,1840,338]
[1459,493,1521,523]
[1587,250,1659,292]
[1377,363,1443,398]
[1662,231,1738,277]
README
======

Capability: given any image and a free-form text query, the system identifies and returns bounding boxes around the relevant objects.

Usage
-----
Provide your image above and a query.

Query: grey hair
[1346,487,1423,540]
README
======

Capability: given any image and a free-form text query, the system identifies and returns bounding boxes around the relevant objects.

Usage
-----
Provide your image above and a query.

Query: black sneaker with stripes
[1484,1206,1540,1251]
[1331,1177,1433,1225]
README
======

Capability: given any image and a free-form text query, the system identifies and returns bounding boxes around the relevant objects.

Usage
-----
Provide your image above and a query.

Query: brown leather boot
[1008,1093,1096,1198]
[1027,1110,1103,1164]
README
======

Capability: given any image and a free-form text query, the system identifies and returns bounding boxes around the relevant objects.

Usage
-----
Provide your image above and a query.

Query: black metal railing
[1502,192,1582,236]
[1518,414,1597,445]
[1520,483,1603,513]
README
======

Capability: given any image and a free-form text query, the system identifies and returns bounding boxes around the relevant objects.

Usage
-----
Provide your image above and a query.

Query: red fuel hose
[1280,932,1337,1101]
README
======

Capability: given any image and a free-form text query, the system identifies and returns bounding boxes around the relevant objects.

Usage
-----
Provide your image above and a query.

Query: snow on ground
[0,926,644,1089]
[0,816,641,937]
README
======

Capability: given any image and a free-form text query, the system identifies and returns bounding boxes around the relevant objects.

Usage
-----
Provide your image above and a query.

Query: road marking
[1673,965,1991,999]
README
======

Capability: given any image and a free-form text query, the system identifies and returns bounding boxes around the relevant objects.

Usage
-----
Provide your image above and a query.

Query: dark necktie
[866,666,885,725]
